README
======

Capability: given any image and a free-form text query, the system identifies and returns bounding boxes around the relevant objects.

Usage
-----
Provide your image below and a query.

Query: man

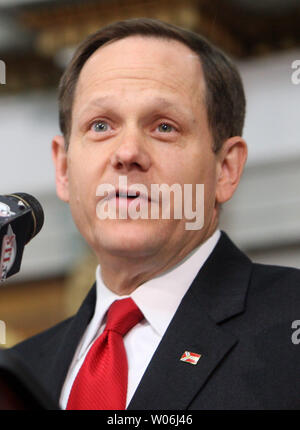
[10,18,300,410]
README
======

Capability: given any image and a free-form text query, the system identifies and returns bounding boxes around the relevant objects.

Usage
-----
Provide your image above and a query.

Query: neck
[96,221,218,296]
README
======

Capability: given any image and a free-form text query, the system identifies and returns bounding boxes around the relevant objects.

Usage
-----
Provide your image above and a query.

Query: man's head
[58,18,246,153]
[52,18,248,290]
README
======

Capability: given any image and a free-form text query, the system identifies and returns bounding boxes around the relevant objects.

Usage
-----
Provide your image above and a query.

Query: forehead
[74,36,206,107]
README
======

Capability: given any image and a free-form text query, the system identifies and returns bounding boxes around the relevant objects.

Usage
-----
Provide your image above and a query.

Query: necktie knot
[105,298,144,337]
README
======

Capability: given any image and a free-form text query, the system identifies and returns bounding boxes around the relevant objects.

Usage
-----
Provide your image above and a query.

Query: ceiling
[0,0,299,92]
[0,0,299,11]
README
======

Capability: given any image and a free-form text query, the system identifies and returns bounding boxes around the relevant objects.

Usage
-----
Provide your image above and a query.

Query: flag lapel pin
[180,351,202,365]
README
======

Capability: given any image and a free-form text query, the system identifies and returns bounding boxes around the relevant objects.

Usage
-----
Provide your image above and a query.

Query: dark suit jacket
[9,231,300,409]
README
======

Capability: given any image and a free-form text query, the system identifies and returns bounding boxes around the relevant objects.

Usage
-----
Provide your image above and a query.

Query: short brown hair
[58,17,246,152]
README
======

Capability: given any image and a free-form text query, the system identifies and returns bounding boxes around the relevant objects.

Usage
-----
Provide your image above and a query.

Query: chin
[93,220,167,257]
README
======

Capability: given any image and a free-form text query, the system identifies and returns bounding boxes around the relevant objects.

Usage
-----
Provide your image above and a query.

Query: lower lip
[98,196,156,216]
[115,196,148,208]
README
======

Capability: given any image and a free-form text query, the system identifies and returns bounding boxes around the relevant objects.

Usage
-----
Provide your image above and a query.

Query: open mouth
[115,189,149,201]
[117,191,140,199]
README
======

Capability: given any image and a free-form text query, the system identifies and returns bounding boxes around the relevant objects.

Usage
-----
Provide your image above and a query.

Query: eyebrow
[77,95,193,119]
[77,96,112,118]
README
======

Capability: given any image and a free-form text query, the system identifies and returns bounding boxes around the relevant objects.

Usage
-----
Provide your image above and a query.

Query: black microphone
[0,193,44,283]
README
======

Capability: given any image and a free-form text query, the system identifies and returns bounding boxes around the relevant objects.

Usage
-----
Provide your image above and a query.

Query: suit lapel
[128,232,253,410]
[127,294,238,410]
[45,284,97,402]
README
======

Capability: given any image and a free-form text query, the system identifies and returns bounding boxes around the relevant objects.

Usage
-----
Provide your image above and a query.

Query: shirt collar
[78,230,221,359]
[131,229,221,336]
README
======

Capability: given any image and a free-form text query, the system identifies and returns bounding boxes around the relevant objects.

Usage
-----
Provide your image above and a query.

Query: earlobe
[215,136,248,204]
[52,135,70,203]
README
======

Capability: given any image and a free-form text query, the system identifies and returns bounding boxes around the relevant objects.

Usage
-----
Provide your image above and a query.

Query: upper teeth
[118,191,140,198]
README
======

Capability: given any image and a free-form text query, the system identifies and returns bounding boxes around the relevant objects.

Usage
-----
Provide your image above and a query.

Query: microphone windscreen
[8,193,44,242]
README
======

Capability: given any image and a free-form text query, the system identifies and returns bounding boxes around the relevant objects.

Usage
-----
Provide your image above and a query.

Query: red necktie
[66,297,144,410]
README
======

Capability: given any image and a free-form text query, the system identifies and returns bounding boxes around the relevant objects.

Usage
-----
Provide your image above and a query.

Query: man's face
[55,36,222,263]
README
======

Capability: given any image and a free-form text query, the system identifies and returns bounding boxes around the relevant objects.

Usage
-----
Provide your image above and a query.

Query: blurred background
[0,0,299,347]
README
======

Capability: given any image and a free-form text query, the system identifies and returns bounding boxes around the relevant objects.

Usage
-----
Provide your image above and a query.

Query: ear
[215,136,248,204]
[52,135,69,202]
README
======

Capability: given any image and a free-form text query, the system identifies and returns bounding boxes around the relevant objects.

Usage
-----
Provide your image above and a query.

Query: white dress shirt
[60,229,221,409]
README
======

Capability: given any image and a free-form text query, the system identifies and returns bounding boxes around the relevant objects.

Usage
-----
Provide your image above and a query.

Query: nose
[110,128,151,172]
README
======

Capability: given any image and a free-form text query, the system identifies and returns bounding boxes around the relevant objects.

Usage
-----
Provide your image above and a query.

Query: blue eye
[92,121,109,132]
[158,123,174,133]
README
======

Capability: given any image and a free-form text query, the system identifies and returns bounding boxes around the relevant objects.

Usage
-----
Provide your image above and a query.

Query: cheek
[187,157,217,208]
[184,158,214,187]
[67,162,94,216]
[202,169,218,214]
[68,148,96,195]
